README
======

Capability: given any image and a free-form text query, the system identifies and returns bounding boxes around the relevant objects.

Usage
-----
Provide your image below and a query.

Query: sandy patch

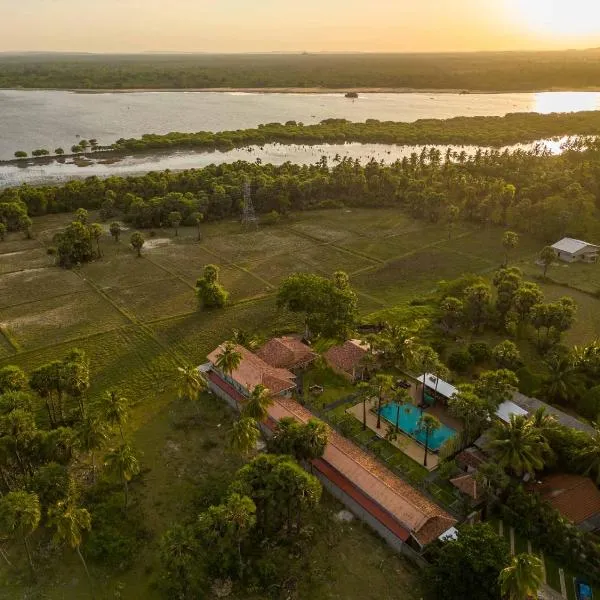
[144,238,172,250]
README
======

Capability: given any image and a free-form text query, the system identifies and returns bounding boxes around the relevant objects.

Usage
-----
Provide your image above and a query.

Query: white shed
[551,238,599,263]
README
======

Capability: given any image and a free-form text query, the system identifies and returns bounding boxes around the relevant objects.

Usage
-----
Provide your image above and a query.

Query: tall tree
[109,222,121,243]
[176,365,207,413]
[463,283,492,331]
[168,211,182,236]
[417,413,441,467]
[130,231,145,257]
[103,443,140,509]
[89,223,103,258]
[0,491,40,572]
[540,246,556,278]
[77,416,109,482]
[47,500,93,596]
[100,390,129,440]
[241,385,272,422]
[228,418,260,457]
[499,553,544,600]
[485,414,551,477]
[0,366,27,394]
[214,342,242,409]
[502,231,519,267]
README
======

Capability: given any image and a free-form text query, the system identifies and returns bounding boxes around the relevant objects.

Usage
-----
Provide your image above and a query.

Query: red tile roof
[207,343,296,396]
[256,336,317,370]
[456,448,486,471]
[323,339,369,377]
[269,396,456,545]
[450,474,480,501]
[531,473,600,525]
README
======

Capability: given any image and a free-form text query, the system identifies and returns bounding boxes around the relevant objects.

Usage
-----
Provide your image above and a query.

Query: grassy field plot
[110,277,198,321]
[0,266,86,308]
[436,228,543,265]
[202,225,314,263]
[150,297,300,365]
[523,260,600,296]
[353,247,492,305]
[82,246,169,289]
[1,290,129,351]
[0,247,54,274]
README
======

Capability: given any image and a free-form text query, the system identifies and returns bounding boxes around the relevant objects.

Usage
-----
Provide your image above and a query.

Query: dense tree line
[0,351,145,578]
[3,136,600,246]
[108,112,600,153]
[2,50,600,90]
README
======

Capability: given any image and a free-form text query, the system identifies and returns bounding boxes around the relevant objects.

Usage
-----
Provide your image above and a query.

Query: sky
[0,0,599,53]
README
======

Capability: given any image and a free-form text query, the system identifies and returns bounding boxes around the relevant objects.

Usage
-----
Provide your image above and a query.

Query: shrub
[576,385,600,421]
[468,341,491,364]
[84,483,150,570]
[515,366,541,396]
[448,349,474,373]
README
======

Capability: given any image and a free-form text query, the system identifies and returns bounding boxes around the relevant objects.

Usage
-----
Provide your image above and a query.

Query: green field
[2,207,600,599]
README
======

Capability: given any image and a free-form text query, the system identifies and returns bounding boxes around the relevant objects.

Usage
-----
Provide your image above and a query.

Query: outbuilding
[551,237,599,263]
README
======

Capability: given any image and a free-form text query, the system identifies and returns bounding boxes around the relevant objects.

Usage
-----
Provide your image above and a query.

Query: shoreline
[3,86,600,95]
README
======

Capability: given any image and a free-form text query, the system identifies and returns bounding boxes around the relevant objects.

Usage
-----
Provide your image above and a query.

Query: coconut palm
[176,365,207,413]
[371,374,394,429]
[77,416,109,482]
[228,417,260,457]
[540,353,579,405]
[47,499,93,596]
[242,385,272,422]
[416,413,441,467]
[411,345,441,406]
[0,491,40,572]
[104,443,140,509]
[215,342,243,410]
[100,390,129,440]
[485,414,551,477]
[499,553,544,600]
[356,381,373,431]
[577,424,600,484]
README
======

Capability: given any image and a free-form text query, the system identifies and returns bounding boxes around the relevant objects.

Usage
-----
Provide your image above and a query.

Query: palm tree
[541,354,579,405]
[577,424,600,484]
[229,417,260,457]
[485,414,550,477]
[499,553,544,600]
[100,390,129,440]
[77,416,109,483]
[356,381,372,431]
[0,491,40,572]
[416,413,441,467]
[104,443,140,509]
[215,342,243,410]
[411,345,440,406]
[371,374,394,429]
[242,385,272,422]
[176,365,207,413]
[47,500,93,596]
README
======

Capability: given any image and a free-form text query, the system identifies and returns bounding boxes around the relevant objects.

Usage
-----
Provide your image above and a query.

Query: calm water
[379,403,456,452]
[0,139,568,189]
[2,89,600,162]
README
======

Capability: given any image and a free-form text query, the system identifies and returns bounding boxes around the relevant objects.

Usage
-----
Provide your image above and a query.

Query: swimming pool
[379,403,456,451]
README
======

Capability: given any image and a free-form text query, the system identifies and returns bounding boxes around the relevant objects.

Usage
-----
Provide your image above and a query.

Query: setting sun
[511,0,600,38]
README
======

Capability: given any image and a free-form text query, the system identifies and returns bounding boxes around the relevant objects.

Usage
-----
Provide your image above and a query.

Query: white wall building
[551,238,599,263]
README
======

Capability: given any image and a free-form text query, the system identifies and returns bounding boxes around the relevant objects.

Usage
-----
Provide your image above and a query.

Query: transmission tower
[241,180,258,229]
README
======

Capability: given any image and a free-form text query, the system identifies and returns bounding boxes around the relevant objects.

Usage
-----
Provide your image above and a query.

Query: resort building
[265,396,457,553]
[206,343,297,405]
[528,474,600,533]
[417,373,457,405]
[323,339,370,382]
[256,336,317,371]
[551,237,599,263]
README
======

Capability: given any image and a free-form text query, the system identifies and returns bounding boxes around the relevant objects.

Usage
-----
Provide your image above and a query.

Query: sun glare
[511,0,600,38]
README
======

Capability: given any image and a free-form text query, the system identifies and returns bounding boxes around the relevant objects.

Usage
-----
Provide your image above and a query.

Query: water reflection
[0,139,573,189]
[534,92,600,114]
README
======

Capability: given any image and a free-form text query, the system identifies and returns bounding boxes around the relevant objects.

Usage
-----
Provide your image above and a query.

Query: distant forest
[2,51,600,90]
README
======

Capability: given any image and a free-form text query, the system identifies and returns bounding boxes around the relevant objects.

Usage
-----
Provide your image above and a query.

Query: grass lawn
[3,206,600,599]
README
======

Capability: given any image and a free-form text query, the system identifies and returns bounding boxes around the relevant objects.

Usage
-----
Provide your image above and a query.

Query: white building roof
[551,237,599,255]
[439,526,459,542]
[495,400,528,423]
[417,373,458,399]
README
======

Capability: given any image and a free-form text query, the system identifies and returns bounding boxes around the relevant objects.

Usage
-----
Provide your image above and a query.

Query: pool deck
[347,398,440,471]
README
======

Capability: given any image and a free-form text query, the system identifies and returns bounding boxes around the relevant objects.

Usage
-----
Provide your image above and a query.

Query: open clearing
[1,206,599,599]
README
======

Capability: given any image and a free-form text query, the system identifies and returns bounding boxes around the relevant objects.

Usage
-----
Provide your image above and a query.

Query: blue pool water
[379,403,456,451]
